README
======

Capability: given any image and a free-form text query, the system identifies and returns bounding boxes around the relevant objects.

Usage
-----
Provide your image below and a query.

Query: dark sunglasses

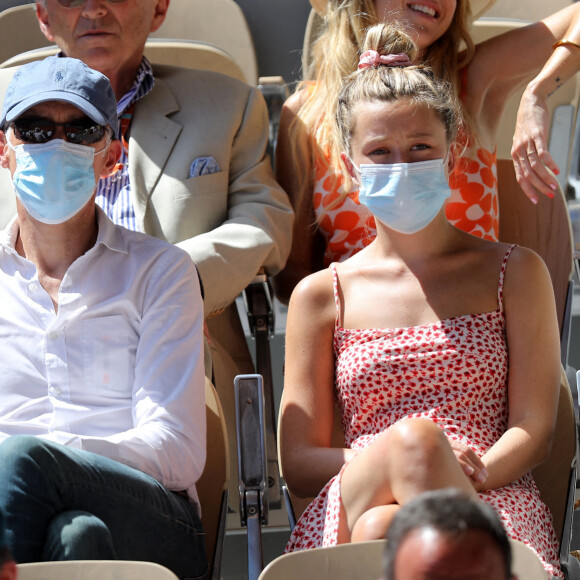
[11,117,108,146]
[55,0,127,6]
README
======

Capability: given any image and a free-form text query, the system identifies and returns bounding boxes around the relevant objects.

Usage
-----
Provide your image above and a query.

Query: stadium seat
[257,538,549,580]
[17,560,179,580]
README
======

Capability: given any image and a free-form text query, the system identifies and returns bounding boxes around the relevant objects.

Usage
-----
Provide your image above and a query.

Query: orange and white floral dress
[313,131,499,266]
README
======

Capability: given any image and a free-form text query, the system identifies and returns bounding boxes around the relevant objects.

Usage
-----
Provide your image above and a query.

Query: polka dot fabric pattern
[312,131,498,266]
[285,248,562,578]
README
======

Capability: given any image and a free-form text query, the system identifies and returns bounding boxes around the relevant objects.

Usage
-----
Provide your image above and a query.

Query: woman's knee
[386,418,451,466]
[351,504,400,543]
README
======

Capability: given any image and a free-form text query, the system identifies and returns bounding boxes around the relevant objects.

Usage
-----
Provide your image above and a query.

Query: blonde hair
[288,0,475,221]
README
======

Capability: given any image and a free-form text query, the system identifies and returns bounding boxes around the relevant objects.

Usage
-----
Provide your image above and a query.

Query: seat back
[257,538,547,580]
[150,0,258,85]
[497,165,574,339]
[198,377,229,578]
[16,560,179,580]
[532,369,578,568]
[485,0,573,21]
[0,4,52,66]
[0,39,247,84]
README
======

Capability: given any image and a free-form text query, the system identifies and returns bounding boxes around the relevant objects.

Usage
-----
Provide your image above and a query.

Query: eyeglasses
[55,0,127,7]
[11,117,108,146]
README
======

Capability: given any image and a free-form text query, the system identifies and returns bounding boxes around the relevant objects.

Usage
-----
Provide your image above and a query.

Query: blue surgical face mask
[7,135,107,225]
[355,158,451,234]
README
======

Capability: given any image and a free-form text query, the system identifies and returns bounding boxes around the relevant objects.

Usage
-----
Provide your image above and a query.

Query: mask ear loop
[93,127,114,157]
[4,126,18,152]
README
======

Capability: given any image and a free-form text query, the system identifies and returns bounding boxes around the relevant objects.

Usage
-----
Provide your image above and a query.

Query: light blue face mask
[356,158,451,234]
[8,136,106,225]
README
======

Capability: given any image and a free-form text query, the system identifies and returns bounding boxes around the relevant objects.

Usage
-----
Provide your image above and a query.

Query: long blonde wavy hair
[288,0,475,219]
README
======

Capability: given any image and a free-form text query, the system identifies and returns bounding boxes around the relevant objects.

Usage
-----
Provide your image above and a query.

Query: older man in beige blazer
[0,0,293,508]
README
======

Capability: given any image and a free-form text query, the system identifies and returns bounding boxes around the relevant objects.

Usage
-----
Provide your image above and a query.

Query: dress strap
[329,263,342,329]
[498,245,517,313]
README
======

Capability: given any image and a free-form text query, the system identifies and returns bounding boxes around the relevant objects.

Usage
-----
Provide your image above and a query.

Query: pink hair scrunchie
[358,50,412,69]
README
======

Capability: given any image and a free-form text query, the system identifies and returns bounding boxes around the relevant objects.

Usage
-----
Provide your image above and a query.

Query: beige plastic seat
[16,560,179,580]
[257,537,547,580]
[0,4,51,65]
[531,369,579,576]
[0,40,246,85]
[149,0,258,85]
[486,0,573,21]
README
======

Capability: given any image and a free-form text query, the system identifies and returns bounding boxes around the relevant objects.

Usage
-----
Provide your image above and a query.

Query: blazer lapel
[128,77,182,227]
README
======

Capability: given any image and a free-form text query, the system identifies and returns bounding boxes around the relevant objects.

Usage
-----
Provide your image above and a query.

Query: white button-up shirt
[0,208,206,505]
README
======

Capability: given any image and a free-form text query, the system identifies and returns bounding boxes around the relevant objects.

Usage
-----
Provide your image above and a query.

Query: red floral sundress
[286,247,562,578]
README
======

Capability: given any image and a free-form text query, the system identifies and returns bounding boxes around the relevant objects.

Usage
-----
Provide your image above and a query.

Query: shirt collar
[116,56,155,115]
[94,206,129,254]
[0,207,128,256]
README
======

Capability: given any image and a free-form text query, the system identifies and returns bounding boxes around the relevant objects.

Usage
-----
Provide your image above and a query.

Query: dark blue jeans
[0,436,207,579]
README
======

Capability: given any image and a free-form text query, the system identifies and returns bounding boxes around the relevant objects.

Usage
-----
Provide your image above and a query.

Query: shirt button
[49,386,61,395]
[29,283,38,293]
[47,331,58,340]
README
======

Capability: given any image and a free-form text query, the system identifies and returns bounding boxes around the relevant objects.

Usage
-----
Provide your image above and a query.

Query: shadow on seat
[257,537,548,580]
[199,377,229,580]
[16,560,179,580]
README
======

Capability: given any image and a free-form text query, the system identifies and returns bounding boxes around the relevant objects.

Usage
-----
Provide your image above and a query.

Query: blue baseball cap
[1,56,118,138]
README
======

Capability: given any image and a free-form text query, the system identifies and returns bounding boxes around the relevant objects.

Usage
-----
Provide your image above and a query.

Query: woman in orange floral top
[274,0,580,303]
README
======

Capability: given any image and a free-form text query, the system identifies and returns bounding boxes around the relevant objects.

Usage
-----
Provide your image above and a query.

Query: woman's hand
[511,88,560,204]
[448,439,488,490]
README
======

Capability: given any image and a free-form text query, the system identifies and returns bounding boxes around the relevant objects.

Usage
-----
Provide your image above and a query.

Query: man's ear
[0,131,10,170]
[341,152,358,181]
[100,140,123,178]
[150,0,170,34]
[36,1,56,43]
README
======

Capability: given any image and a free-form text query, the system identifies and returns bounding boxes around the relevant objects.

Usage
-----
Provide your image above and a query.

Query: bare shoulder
[501,244,553,297]
[503,244,549,276]
[290,267,335,310]
[288,268,338,330]
[282,86,312,115]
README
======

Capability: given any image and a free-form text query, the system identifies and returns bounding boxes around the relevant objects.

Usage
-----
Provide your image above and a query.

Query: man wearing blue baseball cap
[0,510,16,580]
[0,56,207,579]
